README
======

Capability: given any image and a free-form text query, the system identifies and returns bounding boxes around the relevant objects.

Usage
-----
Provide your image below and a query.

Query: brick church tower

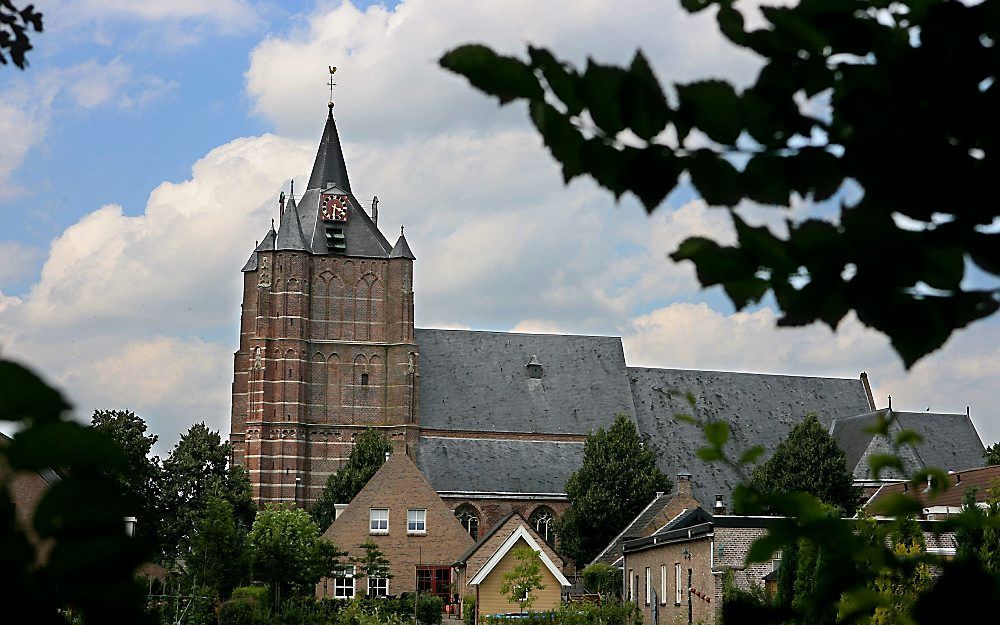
[230,104,418,508]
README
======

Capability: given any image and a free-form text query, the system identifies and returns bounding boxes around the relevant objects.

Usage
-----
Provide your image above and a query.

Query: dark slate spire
[275,193,309,250]
[307,106,352,192]
[241,225,277,271]
[390,226,415,259]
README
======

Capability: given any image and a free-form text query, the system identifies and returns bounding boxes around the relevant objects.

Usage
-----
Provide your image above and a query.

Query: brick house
[230,101,986,550]
[317,446,474,601]
[463,522,571,621]
[864,464,1000,519]
[620,508,957,625]
[0,432,59,560]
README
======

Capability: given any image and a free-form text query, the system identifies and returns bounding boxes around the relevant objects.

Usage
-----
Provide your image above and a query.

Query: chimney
[676,472,692,497]
[714,494,726,515]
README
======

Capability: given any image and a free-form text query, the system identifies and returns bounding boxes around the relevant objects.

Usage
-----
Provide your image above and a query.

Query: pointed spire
[307,108,352,192]
[275,192,308,251]
[390,226,415,260]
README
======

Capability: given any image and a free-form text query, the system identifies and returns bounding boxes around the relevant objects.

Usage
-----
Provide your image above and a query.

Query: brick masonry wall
[232,248,417,508]
[624,538,716,625]
[318,449,475,598]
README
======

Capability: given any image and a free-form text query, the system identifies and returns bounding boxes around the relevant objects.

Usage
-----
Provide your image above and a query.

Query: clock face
[320,193,349,222]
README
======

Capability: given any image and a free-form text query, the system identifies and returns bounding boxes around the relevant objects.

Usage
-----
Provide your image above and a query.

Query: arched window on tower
[529,506,556,548]
[455,504,479,541]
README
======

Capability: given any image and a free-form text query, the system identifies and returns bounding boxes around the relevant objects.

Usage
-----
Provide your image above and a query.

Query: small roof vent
[525,355,543,379]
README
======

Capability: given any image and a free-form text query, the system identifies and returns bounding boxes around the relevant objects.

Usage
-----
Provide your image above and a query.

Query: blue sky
[0,0,996,452]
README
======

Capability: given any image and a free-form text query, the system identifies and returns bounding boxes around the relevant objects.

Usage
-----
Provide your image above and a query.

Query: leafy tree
[581,562,622,598]
[956,479,1000,576]
[557,414,671,565]
[440,0,1000,368]
[186,495,249,598]
[739,414,860,515]
[869,526,933,625]
[985,443,1000,466]
[248,505,343,607]
[352,537,393,596]
[0,1,43,70]
[500,546,545,613]
[90,409,164,555]
[0,359,148,624]
[310,428,391,529]
[161,422,255,556]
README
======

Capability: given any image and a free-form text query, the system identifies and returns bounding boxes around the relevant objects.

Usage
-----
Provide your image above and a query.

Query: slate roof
[592,491,673,565]
[308,109,352,192]
[832,408,985,476]
[241,226,276,272]
[390,231,415,259]
[414,329,637,434]
[895,411,985,472]
[275,195,309,251]
[297,187,391,257]
[415,437,585,494]
[627,367,872,507]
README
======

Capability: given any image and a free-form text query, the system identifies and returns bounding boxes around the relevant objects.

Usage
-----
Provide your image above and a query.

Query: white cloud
[0,242,45,287]
[0,133,312,450]
[245,0,764,140]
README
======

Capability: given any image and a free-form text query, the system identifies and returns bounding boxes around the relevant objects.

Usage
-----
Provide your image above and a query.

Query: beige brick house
[317,447,474,601]
[464,522,571,621]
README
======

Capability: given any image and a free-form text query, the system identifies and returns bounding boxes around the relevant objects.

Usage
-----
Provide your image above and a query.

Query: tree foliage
[557,414,671,565]
[186,495,250,598]
[160,422,255,557]
[90,409,163,555]
[440,0,1000,368]
[740,413,861,515]
[248,505,344,607]
[310,428,391,529]
[581,562,622,598]
[0,359,148,624]
[985,443,1000,467]
[0,1,43,69]
[500,546,546,613]
[352,537,392,593]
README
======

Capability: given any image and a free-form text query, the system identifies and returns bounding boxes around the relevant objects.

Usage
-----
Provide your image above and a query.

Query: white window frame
[408,508,427,534]
[644,567,651,605]
[674,563,682,605]
[370,508,388,534]
[334,566,355,599]
[368,575,389,597]
[660,565,667,605]
[628,568,634,602]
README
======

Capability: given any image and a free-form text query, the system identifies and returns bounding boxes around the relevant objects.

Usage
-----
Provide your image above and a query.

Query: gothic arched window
[529,506,556,548]
[455,504,480,541]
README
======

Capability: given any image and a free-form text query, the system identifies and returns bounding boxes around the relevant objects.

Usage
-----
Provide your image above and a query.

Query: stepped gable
[414,328,636,434]
[415,437,584,495]
[628,367,872,506]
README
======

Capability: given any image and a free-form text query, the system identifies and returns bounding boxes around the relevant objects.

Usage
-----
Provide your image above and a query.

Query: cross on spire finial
[327,66,337,111]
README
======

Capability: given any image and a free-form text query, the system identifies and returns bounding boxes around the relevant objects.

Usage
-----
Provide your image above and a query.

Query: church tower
[230,102,418,508]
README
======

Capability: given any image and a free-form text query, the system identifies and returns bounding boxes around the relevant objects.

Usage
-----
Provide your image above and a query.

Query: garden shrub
[231,586,269,607]
[581,563,622,598]
[219,598,260,625]
[183,587,217,625]
[463,595,476,625]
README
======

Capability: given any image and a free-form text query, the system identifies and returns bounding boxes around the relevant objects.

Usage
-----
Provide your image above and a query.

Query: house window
[674,563,682,605]
[455,505,479,541]
[368,576,388,597]
[370,508,388,534]
[660,565,667,605]
[645,567,651,605]
[529,506,556,548]
[335,567,355,599]
[408,509,426,533]
[628,569,634,602]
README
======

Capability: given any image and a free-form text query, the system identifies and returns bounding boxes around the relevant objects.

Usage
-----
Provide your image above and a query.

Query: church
[229,103,985,545]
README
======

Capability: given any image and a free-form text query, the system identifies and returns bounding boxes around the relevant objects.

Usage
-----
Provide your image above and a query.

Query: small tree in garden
[581,563,622,598]
[500,546,546,613]
[352,538,393,596]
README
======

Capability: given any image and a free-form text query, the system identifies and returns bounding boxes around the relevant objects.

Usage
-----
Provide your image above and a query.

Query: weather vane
[327,66,337,109]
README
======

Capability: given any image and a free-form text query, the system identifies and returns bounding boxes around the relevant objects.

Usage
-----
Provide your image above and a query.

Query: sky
[0,0,997,456]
